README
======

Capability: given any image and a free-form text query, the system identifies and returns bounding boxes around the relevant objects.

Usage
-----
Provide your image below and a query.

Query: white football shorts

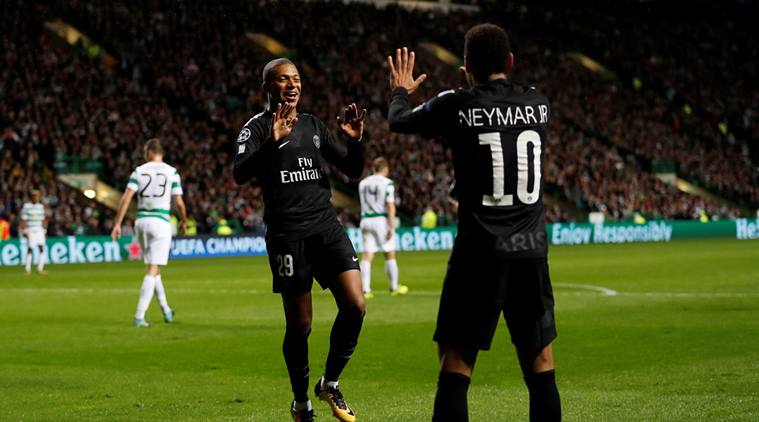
[26,230,46,248]
[135,218,172,265]
[360,216,396,253]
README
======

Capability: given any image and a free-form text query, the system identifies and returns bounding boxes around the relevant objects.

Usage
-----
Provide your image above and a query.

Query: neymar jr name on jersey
[458,104,549,129]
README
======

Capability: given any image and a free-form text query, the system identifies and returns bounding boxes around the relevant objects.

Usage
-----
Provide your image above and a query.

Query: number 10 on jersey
[479,130,542,207]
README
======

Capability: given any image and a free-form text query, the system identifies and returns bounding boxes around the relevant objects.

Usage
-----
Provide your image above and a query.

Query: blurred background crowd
[1,0,756,237]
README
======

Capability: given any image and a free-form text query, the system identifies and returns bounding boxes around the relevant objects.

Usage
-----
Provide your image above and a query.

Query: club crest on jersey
[237,128,251,143]
[312,135,320,149]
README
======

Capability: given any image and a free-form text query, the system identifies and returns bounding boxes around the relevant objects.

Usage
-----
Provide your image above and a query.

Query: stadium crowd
[518,2,759,206]
[1,0,752,237]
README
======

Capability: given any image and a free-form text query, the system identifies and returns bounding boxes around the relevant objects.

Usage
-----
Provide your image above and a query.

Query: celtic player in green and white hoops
[111,139,188,327]
[358,157,407,298]
[21,189,48,275]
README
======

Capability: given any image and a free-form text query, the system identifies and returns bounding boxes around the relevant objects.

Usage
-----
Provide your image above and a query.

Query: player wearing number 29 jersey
[233,58,367,422]
[388,24,560,422]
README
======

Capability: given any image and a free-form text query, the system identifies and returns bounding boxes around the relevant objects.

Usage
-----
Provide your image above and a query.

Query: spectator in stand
[1,0,752,236]
[0,213,10,240]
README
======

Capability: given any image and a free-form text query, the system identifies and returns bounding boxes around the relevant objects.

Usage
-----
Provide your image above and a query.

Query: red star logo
[128,242,142,260]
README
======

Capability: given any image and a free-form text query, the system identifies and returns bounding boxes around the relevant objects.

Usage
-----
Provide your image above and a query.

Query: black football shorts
[266,221,360,295]
[433,233,557,359]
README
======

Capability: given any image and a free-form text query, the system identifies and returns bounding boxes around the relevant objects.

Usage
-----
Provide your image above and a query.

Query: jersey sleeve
[126,170,139,192]
[233,114,273,185]
[21,204,29,221]
[388,88,456,137]
[171,171,183,195]
[317,117,364,179]
[386,180,396,204]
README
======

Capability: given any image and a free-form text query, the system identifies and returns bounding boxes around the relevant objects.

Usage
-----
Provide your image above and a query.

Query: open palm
[338,103,367,139]
[387,46,428,95]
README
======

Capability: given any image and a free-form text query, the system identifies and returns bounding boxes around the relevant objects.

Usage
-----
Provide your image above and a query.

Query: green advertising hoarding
[0,236,131,266]
[548,220,740,246]
[0,219,756,266]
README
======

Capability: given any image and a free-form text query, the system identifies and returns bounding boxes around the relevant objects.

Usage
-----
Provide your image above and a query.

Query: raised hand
[338,103,367,139]
[271,102,298,142]
[387,46,428,95]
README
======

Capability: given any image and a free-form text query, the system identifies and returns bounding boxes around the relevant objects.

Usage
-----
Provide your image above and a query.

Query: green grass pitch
[1,238,758,421]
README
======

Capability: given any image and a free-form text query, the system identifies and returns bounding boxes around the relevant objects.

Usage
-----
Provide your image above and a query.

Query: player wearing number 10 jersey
[387,24,560,422]
[112,139,188,328]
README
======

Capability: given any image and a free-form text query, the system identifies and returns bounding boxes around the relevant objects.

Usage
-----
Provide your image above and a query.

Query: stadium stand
[1,0,753,237]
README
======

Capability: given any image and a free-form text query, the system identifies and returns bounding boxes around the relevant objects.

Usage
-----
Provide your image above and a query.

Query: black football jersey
[388,79,550,258]
[233,110,363,238]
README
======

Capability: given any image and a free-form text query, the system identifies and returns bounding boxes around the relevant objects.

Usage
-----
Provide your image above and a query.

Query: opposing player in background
[111,139,187,328]
[233,58,366,422]
[358,157,407,298]
[388,24,561,421]
[21,190,47,275]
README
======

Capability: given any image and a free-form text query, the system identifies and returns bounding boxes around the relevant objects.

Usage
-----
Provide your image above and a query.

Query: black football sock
[525,370,561,422]
[432,371,471,422]
[283,327,310,402]
[324,304,364,382]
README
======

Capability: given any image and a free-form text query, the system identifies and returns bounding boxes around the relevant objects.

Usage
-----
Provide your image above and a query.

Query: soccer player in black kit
[387,24,561,421]
[234,58,366,422]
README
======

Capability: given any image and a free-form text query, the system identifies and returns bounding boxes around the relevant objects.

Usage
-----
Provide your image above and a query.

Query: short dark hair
[144,138,163,156]
[372,157,389,173]
[262,58,296,83]
[464,23,511,82]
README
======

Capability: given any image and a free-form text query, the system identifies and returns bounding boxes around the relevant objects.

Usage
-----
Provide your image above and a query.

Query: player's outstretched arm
[111,189,135,241]
[386,47,449,136]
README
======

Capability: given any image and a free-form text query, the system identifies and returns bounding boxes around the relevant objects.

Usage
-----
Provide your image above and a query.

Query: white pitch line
[3,286,757,299]
[554,282,618,296]
[616,291,759,299]
[1,287,265,295]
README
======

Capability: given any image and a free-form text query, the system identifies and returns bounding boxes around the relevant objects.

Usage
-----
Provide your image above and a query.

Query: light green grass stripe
[0,239,757,420]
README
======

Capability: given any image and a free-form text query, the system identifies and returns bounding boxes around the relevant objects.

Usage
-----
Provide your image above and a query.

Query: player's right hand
[387,46,427,95]
[179,220,187,236]
[271,102,298,142]
[111,225,121,241]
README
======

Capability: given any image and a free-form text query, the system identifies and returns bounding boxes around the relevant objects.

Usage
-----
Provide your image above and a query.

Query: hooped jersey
[126,161,183,222]
[388,79,550,258]
[21,202,46,233]
[358,174,395,218]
